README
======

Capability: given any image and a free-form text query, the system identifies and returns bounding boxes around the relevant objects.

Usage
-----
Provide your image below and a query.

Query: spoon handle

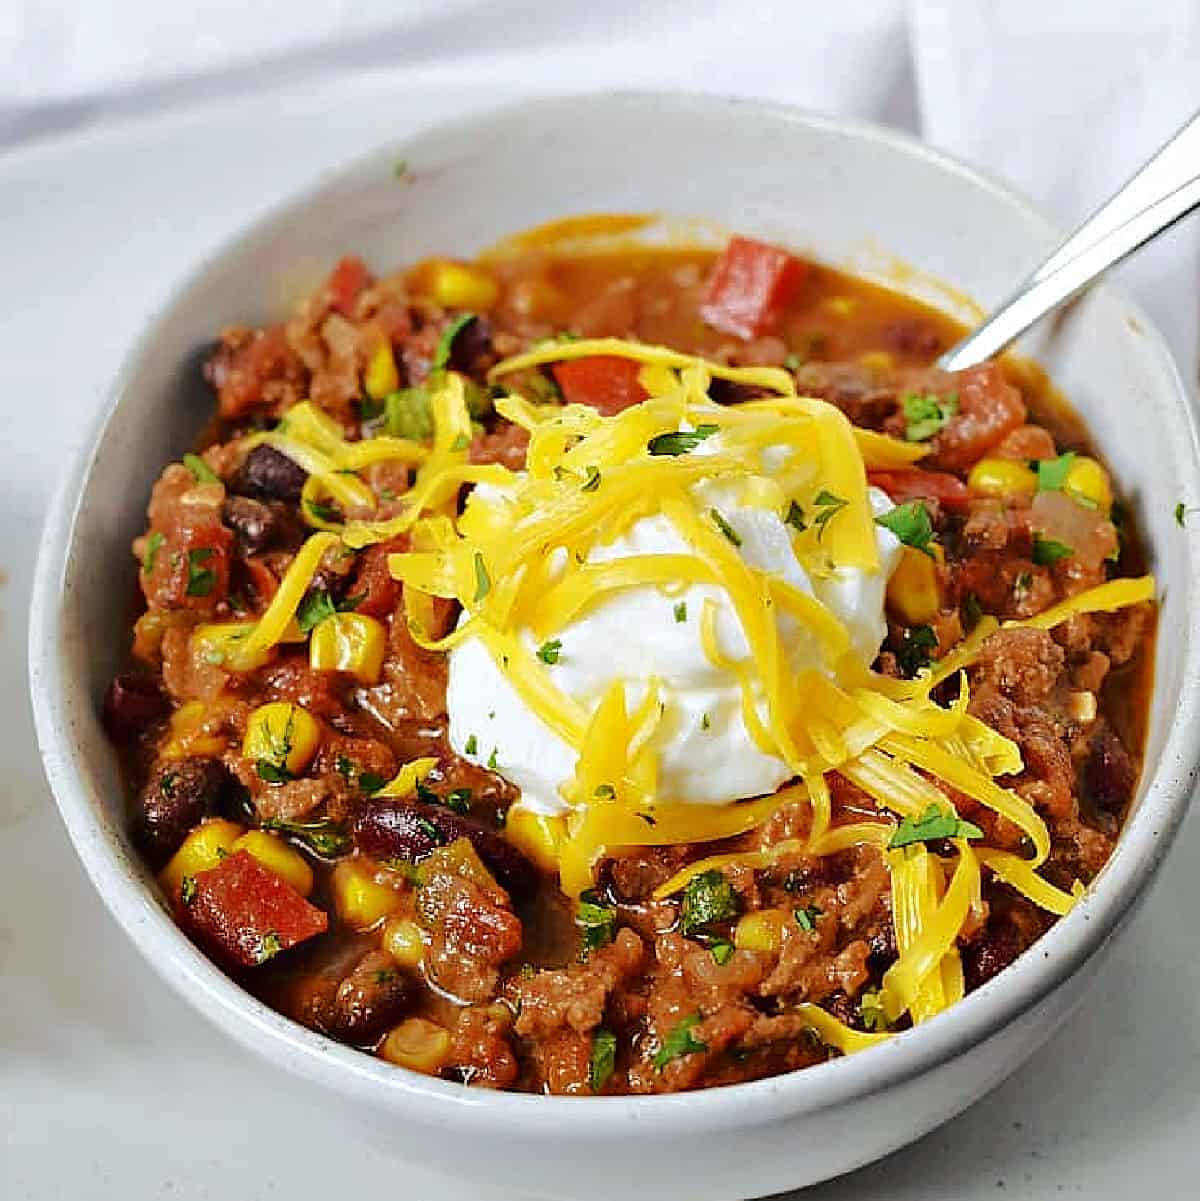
[938,109,1200,372]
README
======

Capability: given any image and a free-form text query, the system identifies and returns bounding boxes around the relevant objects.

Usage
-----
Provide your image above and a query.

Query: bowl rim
[29,88,1200,1134]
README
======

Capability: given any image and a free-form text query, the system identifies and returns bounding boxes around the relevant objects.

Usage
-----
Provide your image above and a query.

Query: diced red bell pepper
[699,236,809,340]
[551,357,649,415]
[181,850,328,969]
[868,469,971,511]
[327,255,369,317]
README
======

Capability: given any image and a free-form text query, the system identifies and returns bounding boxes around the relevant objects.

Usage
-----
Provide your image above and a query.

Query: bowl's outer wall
[32,94,1200,1200]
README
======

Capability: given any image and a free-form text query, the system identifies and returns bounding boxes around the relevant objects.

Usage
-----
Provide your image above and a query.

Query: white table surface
[2,72,1198,1201]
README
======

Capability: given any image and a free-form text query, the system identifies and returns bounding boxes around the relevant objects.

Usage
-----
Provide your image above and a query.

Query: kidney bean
[102,673,170,741]
[136,756,232,865]
[1085,724,1137,815]
[353,800,535,897]
[230,444,307,503]
[222,495,304,553]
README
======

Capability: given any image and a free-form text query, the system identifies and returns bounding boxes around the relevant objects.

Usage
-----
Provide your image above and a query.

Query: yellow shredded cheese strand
[888,844,961,1023]
[376,757,439,798]
[976,848,1083,916]
[1010,575,1155,631]
[796,1002,892,1055]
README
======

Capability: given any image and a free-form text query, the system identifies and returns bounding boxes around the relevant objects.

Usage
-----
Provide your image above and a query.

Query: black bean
[448,314,492,374]
[135,756,231,865]
[230,444,307,503]
[353,799,535,897]
[102,673,170,741]
[1085,725,1137,815]
[222,495,304,553]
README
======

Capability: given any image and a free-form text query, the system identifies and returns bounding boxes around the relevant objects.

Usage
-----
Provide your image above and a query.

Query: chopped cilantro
[577,892,617,953]
[357,396,385,422]
[709,507,742,547]
[794,905,822,932]
[450,432,471,452]
[681,869,739,936]
[589,1027,617,1092]
[180,874,197,905]
[296,589,337,634]
[647,424,719,456]
[902,393,958,442]
[142,530,164,575]
[783,352,803,371]
[785,500,807,532]
[184,547,216,597]
[159,771,178,797]
[536,639,563,664]
[1031,534,1073,565]
[961,591,983,631]
[464,734,478,756]
[255,761,292,785]
[444,788,472,815]
[338,592,365,613]
[416,815,442,844]
[812,490,847,541]
[393,159,408,179]
[653,1014,707,1070]
[895,624,938,677]
[433,312,477,371]
[860,989,889,1033]
[334,755,353,780]
[593,783,616,800]
[487,747,499,771]
[305,498,342,524]
[889,803,983,849]
[261,816,351,858]
[183,452,220,483]
[700,713,711,731]
[710,939,735,966]
[473,552,491,603]
[875,500,935,556]
[1175,502,1188,527]
[358,771,386,795]
[257,930,283,963]
[384,386,435,441]
[673,601,688,623]
[581,465,602,492]
[1035,452,1076,492]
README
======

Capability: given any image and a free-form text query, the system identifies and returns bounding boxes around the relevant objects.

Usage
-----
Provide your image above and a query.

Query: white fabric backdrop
[3,0,1197,379]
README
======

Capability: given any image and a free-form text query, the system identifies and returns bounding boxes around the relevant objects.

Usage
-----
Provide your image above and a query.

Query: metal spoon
[938,108,1200,372]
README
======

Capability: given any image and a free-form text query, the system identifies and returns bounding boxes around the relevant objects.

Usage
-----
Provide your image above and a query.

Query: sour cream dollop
[446,476,903,815]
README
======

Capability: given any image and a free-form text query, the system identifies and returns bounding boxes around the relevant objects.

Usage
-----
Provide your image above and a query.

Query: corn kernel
[1064,455,1112,514]
[191,622,271,672]
[364,343,399,400]
[242,702,321,777]
[967,457,1038,498]
[735,909,790,953]
[503,807,567,873]
[381,917,425,968]
[233,830,314,897]
[858,350,894,372]
[159,817,244,899]
[308,612,386,684]
[427,260,499,311]
[333,860,405,930]
[887,545,941,625]
[161,699,227,759]
[381,1018,452,1074]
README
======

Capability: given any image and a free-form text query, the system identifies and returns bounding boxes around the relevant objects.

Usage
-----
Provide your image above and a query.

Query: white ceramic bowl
[29,93,1200,1201]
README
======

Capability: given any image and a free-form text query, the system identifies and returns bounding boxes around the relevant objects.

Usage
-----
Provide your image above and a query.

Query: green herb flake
[785,500,807,533]
[653,1014,707,1071]
[710,939,735,966]
[487,747,499,771]
[334,755,353,781]
[255,760,292,785]
[902,393,958,442]
[889,803,984,849]
[357,396,385,423]
[961,591,983,631]
[673,601,688,623]
[588,1027,617,1092]
[577,892,617,953]
[393,159,408,179]
[358,771,386,795]
[183,452,220,483]
[142,530,165,575]
[783,352,803,371]
[593,783,616,800]
[261,816,352,858]
[180,874,197,905]
[536,639,563,665]
[1031,534,1074,566]
[647,424,720,456]
[709,507,742,547]
[464,734,478,756]
[794,905,822,932]
[681,869,739,936]
[1175,502,1187,527]
[700,712,711,731]
[1035,451,1076,493]
[581,465,602,493]
[444,788,472,815]
[184,547,217,597]
[416,815,442,844]
[860,989,889,1033]
[433,312,477,372]
[812,490,848,541]
[257,930,283,963]
[896,624,938,677]
[304,498,342,524]
[875,500,935,556]
[450,433,471,452]
[384,386,435,441]
[473,552,491,603]
[296,589,337,634]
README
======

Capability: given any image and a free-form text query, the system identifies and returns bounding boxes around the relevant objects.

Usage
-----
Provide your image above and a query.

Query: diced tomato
[699,236,809,340]
[551,356,649,415]
[349,539,404,619]
[869,469,971,511]
[143,524,234,612]
[327,255,369,317]
[181,850,328,969]
[211,325,300,421]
